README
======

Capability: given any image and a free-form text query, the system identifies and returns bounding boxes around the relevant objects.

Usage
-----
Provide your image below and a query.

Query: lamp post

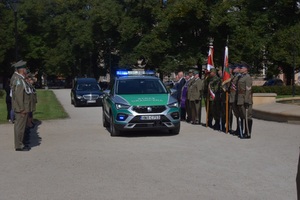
[9,0,20,61]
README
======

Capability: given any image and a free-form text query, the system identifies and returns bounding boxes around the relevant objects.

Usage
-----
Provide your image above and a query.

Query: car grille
[132,106,166,113]
[83,94,99,100]
[129,115,170,123]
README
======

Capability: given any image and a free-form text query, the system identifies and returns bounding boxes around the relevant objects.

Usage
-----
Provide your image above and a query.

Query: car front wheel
[102,108,109,128]
[110,114,120,137]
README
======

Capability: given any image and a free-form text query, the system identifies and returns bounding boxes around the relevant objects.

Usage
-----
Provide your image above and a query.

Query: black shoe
[15,146,31,151]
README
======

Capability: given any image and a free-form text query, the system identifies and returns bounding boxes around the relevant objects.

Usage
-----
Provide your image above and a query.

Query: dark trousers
[6,102,12,120]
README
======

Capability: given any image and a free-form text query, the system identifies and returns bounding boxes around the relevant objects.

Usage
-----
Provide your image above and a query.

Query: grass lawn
[0,89,68,124]
[276,95,300,99]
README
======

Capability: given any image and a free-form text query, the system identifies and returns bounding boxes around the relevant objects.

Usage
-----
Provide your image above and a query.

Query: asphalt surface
[0,89,299,200]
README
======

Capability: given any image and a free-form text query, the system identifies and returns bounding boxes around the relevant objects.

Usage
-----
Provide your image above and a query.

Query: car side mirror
[170,88,177,95]
[103,89,110,95]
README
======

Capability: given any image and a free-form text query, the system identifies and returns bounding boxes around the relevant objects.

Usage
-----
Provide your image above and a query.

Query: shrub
[252,86,300,95]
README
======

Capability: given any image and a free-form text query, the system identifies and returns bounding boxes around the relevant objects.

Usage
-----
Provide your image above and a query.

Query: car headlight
[115,103,130,110]
[76,95,83,99]
[168,102,179,108]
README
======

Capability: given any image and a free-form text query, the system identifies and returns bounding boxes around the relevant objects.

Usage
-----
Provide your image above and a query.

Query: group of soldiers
[10,60,37,151]
[173,62,253,139]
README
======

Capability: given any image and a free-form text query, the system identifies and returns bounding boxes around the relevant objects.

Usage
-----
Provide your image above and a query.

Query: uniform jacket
[237,73,252,105]
[11,73,33,113]
[208,75,221,101]
[186,76,195,100]
[229,73,241,103]
[189,78,203,101]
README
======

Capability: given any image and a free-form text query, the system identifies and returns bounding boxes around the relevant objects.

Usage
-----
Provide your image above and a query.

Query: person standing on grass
[11,60,32,151]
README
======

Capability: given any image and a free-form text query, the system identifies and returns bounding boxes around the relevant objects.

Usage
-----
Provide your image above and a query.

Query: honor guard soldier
[237,62,253,138]
[11,60,32,151]
[207,68,221,129]
[189,70,204,124]
[186,69,195,123]
[229,64,242,134]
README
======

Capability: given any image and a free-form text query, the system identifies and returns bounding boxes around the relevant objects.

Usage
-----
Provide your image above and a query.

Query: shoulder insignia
[16,79,21,85]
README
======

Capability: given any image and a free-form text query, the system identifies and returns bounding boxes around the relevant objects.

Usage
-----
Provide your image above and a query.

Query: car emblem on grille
[147,107,152,112]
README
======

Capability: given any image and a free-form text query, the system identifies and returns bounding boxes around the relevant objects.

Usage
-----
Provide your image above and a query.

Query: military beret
[12,60,27,69]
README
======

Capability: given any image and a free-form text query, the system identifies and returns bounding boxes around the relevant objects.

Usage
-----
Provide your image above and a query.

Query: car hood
[116,94,170,106]
[76,90,103,96]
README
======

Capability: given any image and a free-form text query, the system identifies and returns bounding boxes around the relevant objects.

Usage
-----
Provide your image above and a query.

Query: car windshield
[77,83,100,91]
[116,79,168,94]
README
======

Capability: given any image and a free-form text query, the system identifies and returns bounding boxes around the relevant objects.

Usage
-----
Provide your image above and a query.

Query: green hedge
[252,86,300,95]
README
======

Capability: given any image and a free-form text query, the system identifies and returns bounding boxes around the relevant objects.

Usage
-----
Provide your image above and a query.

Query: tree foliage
[0,0,299,84]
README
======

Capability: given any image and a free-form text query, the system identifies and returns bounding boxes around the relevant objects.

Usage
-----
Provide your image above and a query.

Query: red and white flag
[207,46,214,71]
[222,46,231,84]
[209,83,215,100]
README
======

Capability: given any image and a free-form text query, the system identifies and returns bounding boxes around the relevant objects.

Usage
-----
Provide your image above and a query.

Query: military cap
[210,68,217,73]
[229,64,236,69]
[193,70,199,75]
[12,60,27,69]
[239,61,250,69]
[188,69,194,73]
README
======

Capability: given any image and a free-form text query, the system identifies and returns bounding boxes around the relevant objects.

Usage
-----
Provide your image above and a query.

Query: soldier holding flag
[207,68,221,129]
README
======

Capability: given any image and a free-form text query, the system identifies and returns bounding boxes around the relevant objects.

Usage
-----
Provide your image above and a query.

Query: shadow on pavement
[26,119,42,148]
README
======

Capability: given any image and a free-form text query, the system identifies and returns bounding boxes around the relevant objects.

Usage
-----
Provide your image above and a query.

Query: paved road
[0,89,299,200]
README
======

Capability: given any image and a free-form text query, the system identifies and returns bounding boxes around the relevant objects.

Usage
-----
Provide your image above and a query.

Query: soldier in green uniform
[186,69,195,123]
[207,68,221,129]
[189,71,204,124]
[237,62,253,138]
[11,60,32,151]
[229,65,241,134]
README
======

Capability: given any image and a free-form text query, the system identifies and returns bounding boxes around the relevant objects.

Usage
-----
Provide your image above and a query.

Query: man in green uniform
[237,62,253,138]
[208,68,221,129]
[186,69,195,123]
[189,71,204,124]
[11,60,32,151]
[229,64,241,135]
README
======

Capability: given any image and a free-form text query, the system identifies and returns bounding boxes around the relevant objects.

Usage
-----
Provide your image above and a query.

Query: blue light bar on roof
[116,69,156,76]
[116,70,128,76]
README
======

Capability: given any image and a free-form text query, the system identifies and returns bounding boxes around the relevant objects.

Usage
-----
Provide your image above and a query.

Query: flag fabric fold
[207,46,214,71]
[222,46,231,85]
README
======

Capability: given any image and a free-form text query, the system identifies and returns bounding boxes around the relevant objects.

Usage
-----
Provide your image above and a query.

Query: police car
[102,70,180,136]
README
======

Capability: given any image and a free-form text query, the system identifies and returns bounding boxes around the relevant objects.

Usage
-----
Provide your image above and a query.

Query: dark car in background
[71,78,104,107]
[263,78,284,86]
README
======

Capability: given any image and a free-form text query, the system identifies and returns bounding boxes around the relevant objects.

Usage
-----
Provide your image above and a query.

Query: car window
[116,79,167,94]
[77,83,100,91]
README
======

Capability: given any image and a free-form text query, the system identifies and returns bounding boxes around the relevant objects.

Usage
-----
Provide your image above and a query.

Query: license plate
[87,100,96,103]
[140,115,161,120]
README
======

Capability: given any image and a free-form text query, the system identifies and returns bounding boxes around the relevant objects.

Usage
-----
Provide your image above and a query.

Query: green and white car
[102,72,180,136]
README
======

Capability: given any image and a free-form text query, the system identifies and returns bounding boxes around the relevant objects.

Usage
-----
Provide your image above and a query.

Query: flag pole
[223,38,229,133]
[206,38,214,127]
